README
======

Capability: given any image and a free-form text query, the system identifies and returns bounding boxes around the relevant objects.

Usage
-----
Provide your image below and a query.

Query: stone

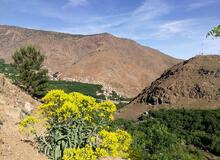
[23,102,34,115]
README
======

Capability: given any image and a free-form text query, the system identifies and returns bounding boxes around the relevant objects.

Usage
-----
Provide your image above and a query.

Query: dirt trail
[0,74,47,160]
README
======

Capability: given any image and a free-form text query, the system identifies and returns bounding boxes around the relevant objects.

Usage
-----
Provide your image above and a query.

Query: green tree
[12,45,48,97]
[207,25,220,37]
[110,118,206,160]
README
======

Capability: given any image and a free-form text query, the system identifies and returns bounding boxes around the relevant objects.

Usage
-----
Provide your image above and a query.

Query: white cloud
[132,0,170,21]
[153,19,197,40]
[188,0,218,10]
[64,0,88,8]
[59,0,172,36]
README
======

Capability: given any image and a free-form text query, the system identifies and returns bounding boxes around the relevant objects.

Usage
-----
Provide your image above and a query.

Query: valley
[0,24,219,160]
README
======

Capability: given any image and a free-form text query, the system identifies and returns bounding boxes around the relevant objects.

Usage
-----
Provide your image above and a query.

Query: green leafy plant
[20,90,131,160]
[12,45,48,97]
[207,25,220,37]
[37,119,98,160]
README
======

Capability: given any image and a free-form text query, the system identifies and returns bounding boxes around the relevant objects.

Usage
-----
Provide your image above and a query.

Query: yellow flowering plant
[63,129,132,160]
[63,145,97,160]
[38,90,116,125]
[19,116,39,135]
[96,129,132,158]
[19,90,131,160]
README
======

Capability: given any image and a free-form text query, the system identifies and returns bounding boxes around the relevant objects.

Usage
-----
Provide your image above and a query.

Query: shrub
[12,45,48,97]
[20,90,131,160]
[63,129,132,160]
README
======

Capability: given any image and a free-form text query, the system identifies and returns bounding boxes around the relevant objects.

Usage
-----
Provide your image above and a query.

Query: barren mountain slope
[0,25,179,97]
[0,74,47,160]
[116,55,220,120]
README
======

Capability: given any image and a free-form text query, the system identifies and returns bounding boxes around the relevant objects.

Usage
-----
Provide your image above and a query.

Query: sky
[0,0,219,59]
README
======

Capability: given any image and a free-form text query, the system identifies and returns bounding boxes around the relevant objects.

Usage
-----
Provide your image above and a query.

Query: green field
[0,59,129,108]
[47,80,105,99]
[0,59,18,82]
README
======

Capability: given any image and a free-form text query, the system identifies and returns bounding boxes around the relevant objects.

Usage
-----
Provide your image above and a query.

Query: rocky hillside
[0,25,179,97]
[0,74,46,160]
[132,55,220,105]
[116,55,220,120]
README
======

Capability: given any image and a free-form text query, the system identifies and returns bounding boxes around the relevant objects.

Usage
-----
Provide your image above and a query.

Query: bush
[20,90,131,160]
[12,45,48,97]
[63,130,131,160]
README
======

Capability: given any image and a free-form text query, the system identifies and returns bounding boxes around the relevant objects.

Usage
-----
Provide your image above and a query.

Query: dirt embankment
[0,74,47,160]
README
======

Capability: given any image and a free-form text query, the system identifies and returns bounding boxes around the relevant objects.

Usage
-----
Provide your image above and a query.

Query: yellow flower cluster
[97,129,132,158]
[63,129,132,160]
[63,145,97,160]
[19,116,39,135]
[38,90,116,123]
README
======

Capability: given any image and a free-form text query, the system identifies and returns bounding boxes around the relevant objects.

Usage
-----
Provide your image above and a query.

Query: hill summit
[0,25,179,97]
[117,55,220,120]
[132,55,220,105]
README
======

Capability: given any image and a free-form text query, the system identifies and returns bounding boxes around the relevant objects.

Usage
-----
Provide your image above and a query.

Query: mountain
[116,55,220,119]
[0,25,179,97]
[0,74,46,160]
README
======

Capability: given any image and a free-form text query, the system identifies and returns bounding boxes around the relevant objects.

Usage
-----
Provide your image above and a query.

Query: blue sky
[0,0,220,59]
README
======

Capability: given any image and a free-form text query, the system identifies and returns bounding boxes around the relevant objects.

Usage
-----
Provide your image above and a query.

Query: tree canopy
[207,25,220,37]
[12,45,48,97]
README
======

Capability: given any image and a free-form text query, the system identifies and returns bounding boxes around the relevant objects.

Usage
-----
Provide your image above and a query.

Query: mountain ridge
[0,25,180,97]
